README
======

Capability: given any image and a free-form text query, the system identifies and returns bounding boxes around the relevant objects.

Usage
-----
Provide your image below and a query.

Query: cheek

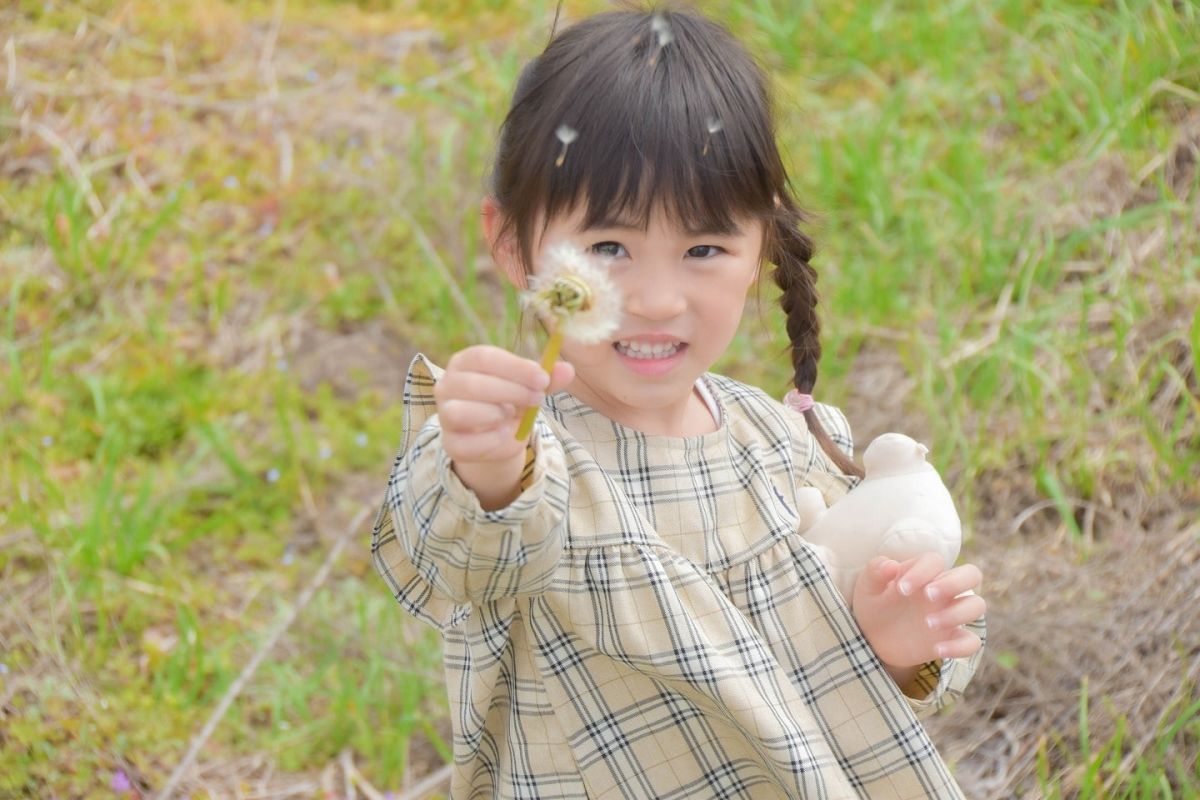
[559,338,612,366]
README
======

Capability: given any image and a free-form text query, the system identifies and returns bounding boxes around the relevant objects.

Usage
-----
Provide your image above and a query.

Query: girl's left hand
[852,552,986,670]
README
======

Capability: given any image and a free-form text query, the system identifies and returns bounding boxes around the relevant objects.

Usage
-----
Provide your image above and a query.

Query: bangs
[494,10,785,267]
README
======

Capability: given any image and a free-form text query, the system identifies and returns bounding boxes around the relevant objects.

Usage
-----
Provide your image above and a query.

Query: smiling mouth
[613,340,687,360]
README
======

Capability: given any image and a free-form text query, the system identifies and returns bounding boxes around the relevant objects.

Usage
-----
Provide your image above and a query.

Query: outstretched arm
[852,552,986,697]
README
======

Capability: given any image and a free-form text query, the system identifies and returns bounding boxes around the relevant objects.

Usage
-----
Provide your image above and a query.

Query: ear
[481,196,526,290]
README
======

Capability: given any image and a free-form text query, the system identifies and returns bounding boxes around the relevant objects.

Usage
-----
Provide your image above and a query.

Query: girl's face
[488,199,764,435]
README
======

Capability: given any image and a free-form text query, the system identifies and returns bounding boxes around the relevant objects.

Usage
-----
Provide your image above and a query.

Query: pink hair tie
[783,389,815,414]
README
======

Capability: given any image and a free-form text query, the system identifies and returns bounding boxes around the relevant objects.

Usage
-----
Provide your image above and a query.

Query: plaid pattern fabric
[373,354,983,799]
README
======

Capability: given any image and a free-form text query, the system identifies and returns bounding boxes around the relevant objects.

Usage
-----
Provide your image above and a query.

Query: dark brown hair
[488,6,862,477]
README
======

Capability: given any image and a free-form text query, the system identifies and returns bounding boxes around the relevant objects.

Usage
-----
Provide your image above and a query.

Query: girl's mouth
[612,340,689,375]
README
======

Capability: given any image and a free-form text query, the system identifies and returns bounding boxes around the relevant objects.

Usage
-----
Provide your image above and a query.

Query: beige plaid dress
[373,354,983,799]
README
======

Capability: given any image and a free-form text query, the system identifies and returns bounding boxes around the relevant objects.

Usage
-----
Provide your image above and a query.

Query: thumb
[547,359,575,392]
[856,557,899,598]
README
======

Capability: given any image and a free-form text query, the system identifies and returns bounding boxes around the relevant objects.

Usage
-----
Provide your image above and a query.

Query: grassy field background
[2,0,1198,797]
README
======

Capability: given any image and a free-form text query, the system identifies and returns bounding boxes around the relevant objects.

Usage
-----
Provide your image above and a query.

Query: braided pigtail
[769,196,865,480]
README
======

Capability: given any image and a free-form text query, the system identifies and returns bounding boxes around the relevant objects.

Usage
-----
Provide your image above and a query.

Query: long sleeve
[371,354,570,631]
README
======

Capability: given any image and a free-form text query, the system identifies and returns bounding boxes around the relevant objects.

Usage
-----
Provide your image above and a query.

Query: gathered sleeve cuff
[371,354,570,630]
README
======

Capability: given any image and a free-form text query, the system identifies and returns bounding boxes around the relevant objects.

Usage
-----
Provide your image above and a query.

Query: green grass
[1,0,1197,796]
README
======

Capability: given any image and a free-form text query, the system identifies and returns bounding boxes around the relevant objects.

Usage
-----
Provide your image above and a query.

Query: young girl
[373,8,985,798]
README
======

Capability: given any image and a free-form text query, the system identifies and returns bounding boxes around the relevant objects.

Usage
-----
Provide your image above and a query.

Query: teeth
[616,340,681,359]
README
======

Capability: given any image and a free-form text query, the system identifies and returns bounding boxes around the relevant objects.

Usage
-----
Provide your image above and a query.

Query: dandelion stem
[515,325,563,441]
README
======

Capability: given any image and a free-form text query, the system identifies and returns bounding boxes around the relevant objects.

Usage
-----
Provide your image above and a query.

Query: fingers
[434,346,576,465]
[924,563,982,603]
[894,552,946,597]
[857,557,902,597]
[443,424,526,463]
[446,345,551,391]
[438,398,518,433]
[933,627,982,660]
[436,370,546,412]
[924,592,987,631]
[548,359,575,393]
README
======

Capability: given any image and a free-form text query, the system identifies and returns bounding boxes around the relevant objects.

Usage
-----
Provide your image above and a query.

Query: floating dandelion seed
[702,116,724,156]
[648,14,674,66]
[514,243,621,440]
[554,124,578,168]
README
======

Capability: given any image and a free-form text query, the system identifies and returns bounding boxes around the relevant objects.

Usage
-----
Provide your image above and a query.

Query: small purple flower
[355,432,368,447]
[266,468,281,483]
[111,769,132,793]
[223,175,240,190]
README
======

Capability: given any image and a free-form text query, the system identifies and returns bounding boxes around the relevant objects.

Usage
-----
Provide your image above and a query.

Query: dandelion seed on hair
[648,13,673,66]
[703,117,723,156]
[555,125,578,168]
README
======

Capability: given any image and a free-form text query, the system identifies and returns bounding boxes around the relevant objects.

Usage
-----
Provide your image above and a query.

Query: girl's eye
[687,245,724,258]
[590,241,627,259]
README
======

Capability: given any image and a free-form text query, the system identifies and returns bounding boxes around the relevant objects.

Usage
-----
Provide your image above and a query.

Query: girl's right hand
[433,346,574,507]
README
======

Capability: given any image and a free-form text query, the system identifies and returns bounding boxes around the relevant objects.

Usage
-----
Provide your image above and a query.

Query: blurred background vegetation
[1,0,1197,797]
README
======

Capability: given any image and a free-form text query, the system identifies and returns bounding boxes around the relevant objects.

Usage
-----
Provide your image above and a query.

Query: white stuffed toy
[796,433,962,607]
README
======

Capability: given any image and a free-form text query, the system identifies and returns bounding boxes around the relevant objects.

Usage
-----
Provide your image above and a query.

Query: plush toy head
[797,433,962,606]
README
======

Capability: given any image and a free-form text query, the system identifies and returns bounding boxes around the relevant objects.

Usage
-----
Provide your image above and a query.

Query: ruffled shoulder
[702,373,857,504]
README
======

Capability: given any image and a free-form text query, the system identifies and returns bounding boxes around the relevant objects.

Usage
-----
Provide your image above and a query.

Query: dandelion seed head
[524,243,621,344]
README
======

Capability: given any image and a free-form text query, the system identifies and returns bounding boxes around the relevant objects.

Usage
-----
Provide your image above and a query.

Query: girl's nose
[624,267,686,321]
